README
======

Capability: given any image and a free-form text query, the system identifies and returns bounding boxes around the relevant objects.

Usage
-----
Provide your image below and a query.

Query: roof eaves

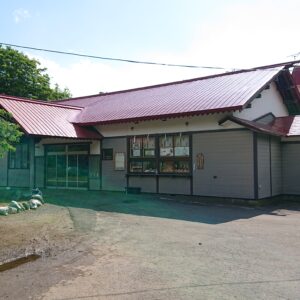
[73,106,242,126]
[0,94,83,110]
[0,103,30,135]
[220,116,284,137]
[26,132,101,140]
[240,68,283,111]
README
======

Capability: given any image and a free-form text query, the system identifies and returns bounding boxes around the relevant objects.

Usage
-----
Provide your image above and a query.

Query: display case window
[130,161,143,173]
[131,137,142,157]
[160,134,189,157]
[174,135,189,156]
[143,136,155,157]
[143,160,157,173]
[128,134,191,175]
[160,136,174,157]
[160,160,190,173]
[130,136,155,158]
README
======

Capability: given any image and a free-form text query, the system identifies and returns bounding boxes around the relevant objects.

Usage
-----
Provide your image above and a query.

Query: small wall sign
[196,153,204,169]
[114,152,125,170]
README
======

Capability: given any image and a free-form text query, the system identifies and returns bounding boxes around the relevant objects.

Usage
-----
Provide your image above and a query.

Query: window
[159,134,190,174]
[160,160,190,173]
[45,144,89,188]
[102,148,113,160]
[130,136,156,158]
[159,134,189,157]
[9,140,29,169]
[129,136,157,174]
[128,134,191,175]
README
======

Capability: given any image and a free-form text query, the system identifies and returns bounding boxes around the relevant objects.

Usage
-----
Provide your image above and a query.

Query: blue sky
[1,0,300,96]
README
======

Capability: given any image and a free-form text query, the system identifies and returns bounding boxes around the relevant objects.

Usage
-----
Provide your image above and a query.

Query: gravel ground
[0,191,299,300]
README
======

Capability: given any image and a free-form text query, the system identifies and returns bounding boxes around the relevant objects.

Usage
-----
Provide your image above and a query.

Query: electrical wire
[0,42,226,70]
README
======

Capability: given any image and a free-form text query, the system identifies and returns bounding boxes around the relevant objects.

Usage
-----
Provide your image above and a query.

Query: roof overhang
[72,106,243,126]
[0,96,102,140]
[219,116,284,136]
[220,115,300,137]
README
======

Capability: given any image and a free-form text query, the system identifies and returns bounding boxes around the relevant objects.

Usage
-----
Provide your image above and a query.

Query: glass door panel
[68,154,78,188]
[78,155,88,188]
[46,144,89,189]
[57,155,67,187]
[46,155,57,187]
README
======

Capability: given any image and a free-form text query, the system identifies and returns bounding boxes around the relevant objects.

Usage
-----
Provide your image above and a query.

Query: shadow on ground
[38,190,300,225]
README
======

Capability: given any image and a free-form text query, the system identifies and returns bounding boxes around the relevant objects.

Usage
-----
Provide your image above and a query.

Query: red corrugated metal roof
[272,116,300,136]
[292,67,300,85]
[223,116,284,136]
[0,95,101,139]
[57,95,102,108]
[225,116,300,137]
[62,67,283,125]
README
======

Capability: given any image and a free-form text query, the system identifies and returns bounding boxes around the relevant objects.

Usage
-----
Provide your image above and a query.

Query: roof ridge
[58,65,284,103]
[0,94,82,110]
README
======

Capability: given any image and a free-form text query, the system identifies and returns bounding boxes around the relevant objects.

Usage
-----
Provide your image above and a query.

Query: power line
[0,42,227,70]
[287,51,300,60]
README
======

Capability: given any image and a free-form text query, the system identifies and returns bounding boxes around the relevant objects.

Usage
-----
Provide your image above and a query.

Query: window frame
[128,135,157,175]
[102,148,113,160]
[8,138,30,170]
[128,134,192,176]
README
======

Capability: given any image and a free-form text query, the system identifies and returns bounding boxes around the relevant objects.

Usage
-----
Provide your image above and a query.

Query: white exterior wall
[234,82,289,120]
[96,113,242,137]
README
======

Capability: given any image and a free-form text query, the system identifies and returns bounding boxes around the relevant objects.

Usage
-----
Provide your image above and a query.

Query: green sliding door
[46,145,89,189]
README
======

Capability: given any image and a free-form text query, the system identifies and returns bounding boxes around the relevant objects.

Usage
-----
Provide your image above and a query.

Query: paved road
[2,191,300,299]
[44,193,300,300]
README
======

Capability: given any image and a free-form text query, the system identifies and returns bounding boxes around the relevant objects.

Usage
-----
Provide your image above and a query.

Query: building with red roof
[1,62,300,199]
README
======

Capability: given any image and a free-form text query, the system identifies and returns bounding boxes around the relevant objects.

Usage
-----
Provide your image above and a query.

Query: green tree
[0,110,23,157]
[0,45,71,100]
[0,45,71,155]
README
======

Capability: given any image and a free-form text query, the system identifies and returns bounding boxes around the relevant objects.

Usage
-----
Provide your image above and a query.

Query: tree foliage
[0,45,71,155]
[0,110,23,157]
[0,45,71,100]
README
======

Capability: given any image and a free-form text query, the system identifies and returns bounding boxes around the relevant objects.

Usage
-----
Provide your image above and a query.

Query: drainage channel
[0,254,41,272]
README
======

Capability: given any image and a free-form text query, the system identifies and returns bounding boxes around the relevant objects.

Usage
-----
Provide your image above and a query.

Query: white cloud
[184,0,300,69]
[25,0,300,97]
[13,8,31,24]
[32,55,210,97]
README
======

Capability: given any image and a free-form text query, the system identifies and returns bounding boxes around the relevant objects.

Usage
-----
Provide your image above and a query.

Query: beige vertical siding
[282,143,300,195]
[0,153,8,186]
[102,138,127,191]
[128,176,156,193]
[89,155,101,190]
[35,156,45,188]
[159,177,190,195]
[270,137,282,196]
[192,130,254,199]
[8,169,30,187]
[257,134,271,199]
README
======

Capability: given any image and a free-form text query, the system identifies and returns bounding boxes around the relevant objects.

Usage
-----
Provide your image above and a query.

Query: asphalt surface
[2,191,300,299]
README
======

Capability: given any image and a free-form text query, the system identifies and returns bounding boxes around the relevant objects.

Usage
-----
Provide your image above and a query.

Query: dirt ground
[0,191,300,300]
[0,204,74,262]
[0,202,97,300]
